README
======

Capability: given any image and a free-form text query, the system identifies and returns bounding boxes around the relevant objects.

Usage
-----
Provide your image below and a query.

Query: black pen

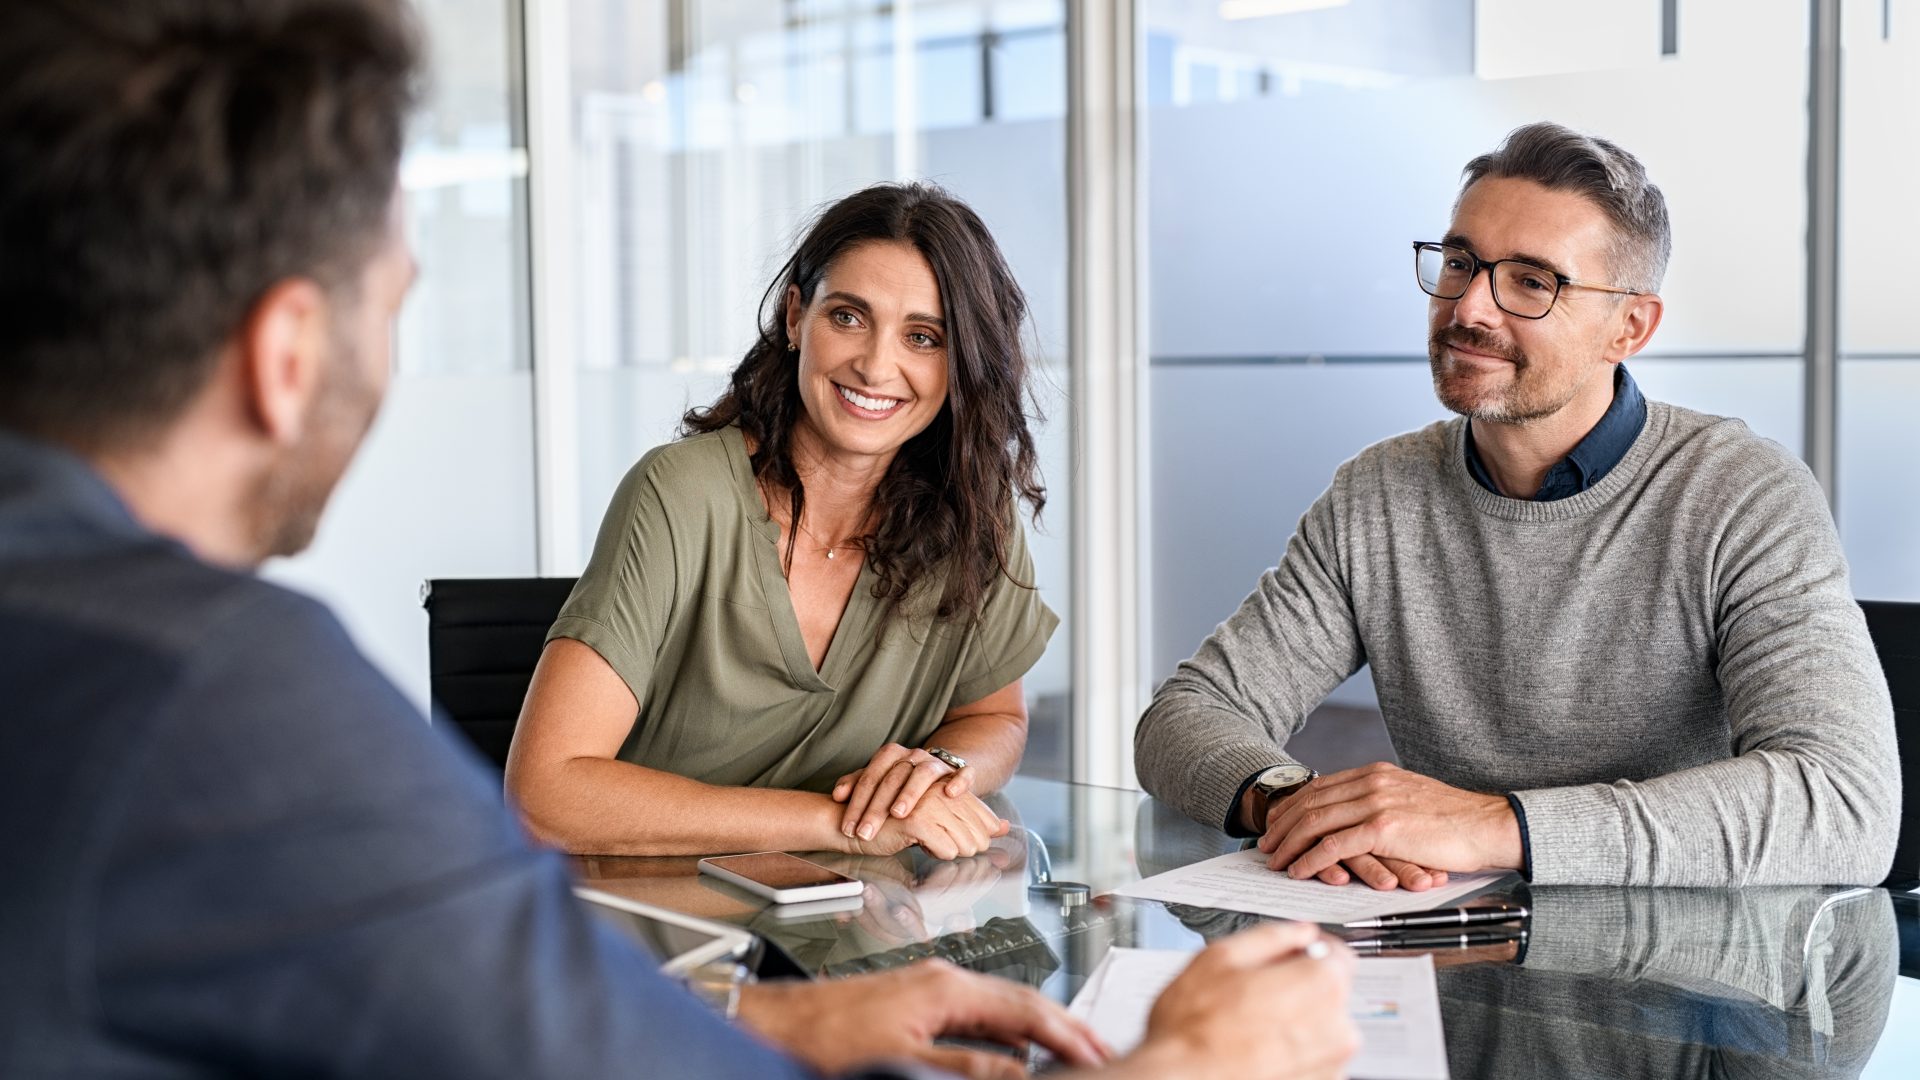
[1342,903,1528,930]
[1347,928,1528,953]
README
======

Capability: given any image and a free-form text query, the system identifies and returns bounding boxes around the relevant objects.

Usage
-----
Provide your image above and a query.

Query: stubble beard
[249,334,381,560]
[1428,325,1575,426]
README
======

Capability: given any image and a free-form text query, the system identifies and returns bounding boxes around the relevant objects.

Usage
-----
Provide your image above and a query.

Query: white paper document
[1112,847,1509,922]
[1067,948,1449,1080]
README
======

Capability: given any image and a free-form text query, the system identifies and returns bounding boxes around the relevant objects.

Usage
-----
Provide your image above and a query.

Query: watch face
[1259,764,1313,790]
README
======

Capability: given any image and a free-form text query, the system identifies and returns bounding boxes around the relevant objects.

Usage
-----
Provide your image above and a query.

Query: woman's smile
[833,382,907,418]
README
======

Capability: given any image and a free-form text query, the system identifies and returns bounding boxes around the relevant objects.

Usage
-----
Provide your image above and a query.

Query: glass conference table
[572,776,1920,1078]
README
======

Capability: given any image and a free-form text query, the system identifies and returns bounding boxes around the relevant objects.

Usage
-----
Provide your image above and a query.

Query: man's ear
[1607,292,1664,362]
[238,278,330,445]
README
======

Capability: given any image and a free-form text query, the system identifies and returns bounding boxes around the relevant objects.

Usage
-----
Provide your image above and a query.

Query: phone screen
[708,853,854,890]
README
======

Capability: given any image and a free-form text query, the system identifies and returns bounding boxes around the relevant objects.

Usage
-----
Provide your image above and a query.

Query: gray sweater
[1135,401,1899,886]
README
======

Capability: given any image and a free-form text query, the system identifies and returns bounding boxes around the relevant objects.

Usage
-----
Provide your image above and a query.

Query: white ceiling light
[1219,0,1352,20]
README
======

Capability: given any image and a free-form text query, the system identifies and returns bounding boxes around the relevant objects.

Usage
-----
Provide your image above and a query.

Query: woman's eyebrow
[819,290,872,313]
[822,290,943,328]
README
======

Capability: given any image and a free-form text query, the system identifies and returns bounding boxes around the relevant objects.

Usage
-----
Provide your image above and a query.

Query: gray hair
[1459,122,1671,294]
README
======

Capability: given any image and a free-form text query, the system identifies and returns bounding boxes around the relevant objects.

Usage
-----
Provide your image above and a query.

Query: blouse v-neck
[724,425,879,688]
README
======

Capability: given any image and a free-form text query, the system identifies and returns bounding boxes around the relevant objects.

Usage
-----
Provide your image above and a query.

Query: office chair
[421,577,577,771]
[1861,599,1920,890]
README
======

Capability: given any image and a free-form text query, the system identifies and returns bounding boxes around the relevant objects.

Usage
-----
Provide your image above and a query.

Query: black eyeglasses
[1412,241,1640,320]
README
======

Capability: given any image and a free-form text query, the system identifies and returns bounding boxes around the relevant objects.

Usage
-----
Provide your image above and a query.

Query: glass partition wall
[1839,0,1920,601]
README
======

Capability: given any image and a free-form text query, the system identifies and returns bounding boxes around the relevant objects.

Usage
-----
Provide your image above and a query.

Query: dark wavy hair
[683,182,1046,624]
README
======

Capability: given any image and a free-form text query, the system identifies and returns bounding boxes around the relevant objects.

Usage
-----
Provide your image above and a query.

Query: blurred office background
[264,0,1917,789]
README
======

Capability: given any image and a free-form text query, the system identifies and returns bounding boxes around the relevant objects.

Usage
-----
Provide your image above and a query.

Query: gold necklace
[792,514,859,560]
[758,478,868,560]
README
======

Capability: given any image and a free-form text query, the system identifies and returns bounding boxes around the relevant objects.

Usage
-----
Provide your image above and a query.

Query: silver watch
[925,747,968,771]
[1252,763,1316,800]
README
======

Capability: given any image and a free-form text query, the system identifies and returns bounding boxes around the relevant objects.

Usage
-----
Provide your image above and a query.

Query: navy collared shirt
[1465,365,1646,501]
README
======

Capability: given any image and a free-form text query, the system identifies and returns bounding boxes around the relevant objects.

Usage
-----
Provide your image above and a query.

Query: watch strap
[1225,766,1272,838]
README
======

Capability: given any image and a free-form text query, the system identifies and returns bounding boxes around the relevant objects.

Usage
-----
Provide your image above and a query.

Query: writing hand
[1121,922,1358,1080]
[737,960,1110,1080]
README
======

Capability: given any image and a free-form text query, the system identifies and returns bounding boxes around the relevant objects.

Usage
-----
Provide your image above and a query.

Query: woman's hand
[832,742,972,842]
[842,786,1009,861]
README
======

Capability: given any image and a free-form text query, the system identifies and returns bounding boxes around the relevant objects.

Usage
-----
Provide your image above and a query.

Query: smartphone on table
[698,851,866,904]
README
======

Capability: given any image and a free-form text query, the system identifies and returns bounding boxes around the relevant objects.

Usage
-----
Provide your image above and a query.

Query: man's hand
[1115,922,1358,1080]
[1246,777,1450,892]
[840,787,1010,861]
[1254,776,1452,892]
[1258,762,1522,884]
[736,960,1110,1080]
[833,743,971,841]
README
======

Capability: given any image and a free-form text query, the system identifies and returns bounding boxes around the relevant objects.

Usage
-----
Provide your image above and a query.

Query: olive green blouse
[548,426,1058,794]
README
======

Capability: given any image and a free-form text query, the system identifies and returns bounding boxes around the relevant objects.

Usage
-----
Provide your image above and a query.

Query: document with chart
[1068,949,1449,1080]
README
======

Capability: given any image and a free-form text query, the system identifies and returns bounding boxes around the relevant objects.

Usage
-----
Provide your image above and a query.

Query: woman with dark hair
[504,182,1056,860]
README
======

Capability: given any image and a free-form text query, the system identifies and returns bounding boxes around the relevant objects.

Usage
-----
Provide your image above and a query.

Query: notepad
[1112,847,1510,922]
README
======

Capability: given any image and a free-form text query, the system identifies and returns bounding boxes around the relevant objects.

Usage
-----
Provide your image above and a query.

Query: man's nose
[1449,265,1504,327]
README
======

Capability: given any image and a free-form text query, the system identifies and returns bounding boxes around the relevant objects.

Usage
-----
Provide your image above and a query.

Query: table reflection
[1440,886,1897,1079]
[571,776,1911,1076]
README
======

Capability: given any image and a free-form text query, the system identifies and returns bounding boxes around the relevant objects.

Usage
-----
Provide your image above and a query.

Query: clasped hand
[832,743,1006,860]
[1257,762,1521,888]
[832,742,1007,860]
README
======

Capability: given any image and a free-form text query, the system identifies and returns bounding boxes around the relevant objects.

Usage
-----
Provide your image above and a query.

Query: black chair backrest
[1861,599,1920,889]
[423,577,577,770]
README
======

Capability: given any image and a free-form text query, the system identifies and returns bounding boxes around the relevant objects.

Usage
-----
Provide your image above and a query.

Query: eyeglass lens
[1415,244,1559,319]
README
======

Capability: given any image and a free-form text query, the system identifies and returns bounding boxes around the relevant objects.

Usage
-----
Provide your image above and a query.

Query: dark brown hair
[684,182,1046,624]
[0,0,421,449]
[1461,121,1672,293]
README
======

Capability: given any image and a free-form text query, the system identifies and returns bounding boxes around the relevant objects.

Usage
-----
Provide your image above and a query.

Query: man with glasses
[1136,122,1898,890]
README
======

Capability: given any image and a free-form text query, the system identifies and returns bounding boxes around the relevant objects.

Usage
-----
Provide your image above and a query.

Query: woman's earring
[787,342,798,353]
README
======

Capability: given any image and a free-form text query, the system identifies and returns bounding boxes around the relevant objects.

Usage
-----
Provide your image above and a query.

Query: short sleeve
[547,457,681,708]
[948,519,1059,708]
